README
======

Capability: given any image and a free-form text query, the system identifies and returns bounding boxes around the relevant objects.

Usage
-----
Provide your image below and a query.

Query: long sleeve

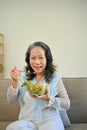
[7,85,19,104]
[49,77,70,110]
[7,73,27,104]
[57,78,70,110]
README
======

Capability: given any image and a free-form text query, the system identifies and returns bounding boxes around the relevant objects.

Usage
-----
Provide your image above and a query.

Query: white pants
[6,116,64,130]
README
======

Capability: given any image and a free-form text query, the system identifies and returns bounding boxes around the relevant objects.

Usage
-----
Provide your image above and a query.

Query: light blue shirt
[7,74,70,123]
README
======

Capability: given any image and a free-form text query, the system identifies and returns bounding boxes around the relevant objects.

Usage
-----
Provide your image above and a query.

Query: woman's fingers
[10,67,21,81]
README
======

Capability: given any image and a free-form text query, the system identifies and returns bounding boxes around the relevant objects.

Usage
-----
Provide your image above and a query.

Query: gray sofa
[0,78,87,130]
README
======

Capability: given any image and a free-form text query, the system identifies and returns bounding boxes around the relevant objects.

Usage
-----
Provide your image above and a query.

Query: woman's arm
[7,83,19,104]
[7,67,21,104]
[57,79,70,110]
[49,78,70,110]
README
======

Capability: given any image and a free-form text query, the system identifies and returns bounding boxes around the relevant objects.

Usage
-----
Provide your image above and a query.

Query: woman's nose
[35,58,40,64]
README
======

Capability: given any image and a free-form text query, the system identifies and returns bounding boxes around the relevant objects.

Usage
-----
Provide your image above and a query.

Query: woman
[6,41,70,130]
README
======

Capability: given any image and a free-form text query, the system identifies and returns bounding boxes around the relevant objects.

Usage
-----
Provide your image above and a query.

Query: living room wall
[0,0,87,78]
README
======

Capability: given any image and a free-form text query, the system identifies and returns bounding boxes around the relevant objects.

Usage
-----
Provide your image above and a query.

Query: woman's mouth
[34,66,42,71]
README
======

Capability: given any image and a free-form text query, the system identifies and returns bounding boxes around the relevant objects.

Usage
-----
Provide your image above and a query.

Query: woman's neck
[35,73,44,82]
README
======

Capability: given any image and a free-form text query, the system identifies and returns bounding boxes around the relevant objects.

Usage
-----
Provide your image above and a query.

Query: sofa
[0,78,87,130]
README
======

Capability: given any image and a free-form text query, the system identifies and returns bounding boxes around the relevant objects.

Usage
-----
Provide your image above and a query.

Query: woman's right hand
[10,67,21,88]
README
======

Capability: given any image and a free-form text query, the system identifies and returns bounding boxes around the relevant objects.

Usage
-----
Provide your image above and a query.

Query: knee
[6,123,15,130]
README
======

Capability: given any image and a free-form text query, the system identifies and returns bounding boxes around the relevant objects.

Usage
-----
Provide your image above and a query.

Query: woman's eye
[39,57,43,59]
[31,57,35,60]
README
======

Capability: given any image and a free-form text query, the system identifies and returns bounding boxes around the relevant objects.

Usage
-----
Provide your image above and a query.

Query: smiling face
[29,46,47,75]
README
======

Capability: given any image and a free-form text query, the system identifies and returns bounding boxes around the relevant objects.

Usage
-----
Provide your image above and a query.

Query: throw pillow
[59,108,71,128]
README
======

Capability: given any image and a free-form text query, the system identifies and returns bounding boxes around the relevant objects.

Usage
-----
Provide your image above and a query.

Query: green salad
[23,80,47,95]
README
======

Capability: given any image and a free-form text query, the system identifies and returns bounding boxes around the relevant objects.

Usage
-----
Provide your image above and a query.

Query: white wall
[0,0,87,78]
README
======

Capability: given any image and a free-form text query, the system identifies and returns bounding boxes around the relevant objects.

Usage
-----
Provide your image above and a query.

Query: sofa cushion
[59,108,71,128]
[65,124,87,130]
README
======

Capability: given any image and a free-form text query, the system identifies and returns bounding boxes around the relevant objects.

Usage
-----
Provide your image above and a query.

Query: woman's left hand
[29,89,50,100]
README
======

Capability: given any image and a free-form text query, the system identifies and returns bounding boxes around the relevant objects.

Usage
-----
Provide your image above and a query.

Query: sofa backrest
[0,79,20,122]
[63,78,87,123]
[0,78,87,123]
